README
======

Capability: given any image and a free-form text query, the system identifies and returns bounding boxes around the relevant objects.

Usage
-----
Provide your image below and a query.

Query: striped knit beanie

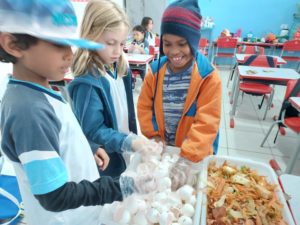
[160,0,202,56]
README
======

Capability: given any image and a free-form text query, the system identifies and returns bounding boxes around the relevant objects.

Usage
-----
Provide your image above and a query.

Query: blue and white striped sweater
[163,64,193,145]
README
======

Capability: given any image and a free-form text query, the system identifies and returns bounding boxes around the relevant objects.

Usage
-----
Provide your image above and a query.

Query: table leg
[230,66,238,104]
[229,75,241,128]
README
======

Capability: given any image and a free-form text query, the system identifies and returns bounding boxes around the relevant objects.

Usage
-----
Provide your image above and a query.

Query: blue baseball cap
[0,0,104,50]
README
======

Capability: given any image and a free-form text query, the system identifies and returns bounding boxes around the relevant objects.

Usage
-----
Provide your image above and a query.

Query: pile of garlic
[102,146,199,225]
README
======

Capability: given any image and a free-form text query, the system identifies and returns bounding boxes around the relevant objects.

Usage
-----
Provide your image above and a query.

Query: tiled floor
[132,68,300,176]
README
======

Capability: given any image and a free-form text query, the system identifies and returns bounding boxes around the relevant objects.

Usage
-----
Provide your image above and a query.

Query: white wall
[72,0,167,35]
[72,0,125,34]
[125,0,167,34]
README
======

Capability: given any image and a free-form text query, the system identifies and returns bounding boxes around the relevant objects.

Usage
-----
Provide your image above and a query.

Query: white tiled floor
[132,68,300,176]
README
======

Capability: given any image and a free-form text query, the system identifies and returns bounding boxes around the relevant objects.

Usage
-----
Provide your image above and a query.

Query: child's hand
[119,171,157,198]
[94,148,110,171]
[152,135,166,147]
[169,157,200,191]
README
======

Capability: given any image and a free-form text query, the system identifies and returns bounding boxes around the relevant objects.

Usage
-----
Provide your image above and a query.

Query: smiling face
[96,22,128,65]
[162,34,193,73]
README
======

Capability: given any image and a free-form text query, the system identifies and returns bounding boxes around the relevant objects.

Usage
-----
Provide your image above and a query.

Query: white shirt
[104,73,129,134]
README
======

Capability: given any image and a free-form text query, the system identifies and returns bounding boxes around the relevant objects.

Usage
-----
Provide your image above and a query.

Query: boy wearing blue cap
[0,1,154,224]
[137,0,222,190]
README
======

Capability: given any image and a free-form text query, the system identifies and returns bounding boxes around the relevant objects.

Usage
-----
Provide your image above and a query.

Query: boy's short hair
[0,34,38,64]
[132,25,146,34]
[0,0,103,51]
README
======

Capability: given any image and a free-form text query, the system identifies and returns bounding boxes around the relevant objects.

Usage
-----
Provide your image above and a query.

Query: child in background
[128,25,149,54]
[0,1,154,224]
[141,16,156,46]
[68,0,150,178]
[137,0,222,190]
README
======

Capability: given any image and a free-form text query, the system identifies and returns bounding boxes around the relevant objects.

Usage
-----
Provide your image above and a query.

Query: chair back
[278,78,300,124]
[149,46,155,55]
[284,78,300,100]
[198,38,208,55]
[199,38,208,48]
[282,40,300,51]
[216,37,238,48]
[237,45,265,55]
[215,37,238,57]
[280,40,300,61]
[242,55,278,68]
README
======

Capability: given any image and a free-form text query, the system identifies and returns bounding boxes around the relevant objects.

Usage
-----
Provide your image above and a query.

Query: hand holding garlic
[169,157,200,191]
[119,171,157,198]
[122,132,156,154]
[130,134,163,157]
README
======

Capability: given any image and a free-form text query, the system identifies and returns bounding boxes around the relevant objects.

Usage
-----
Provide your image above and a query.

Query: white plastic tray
[199,155,295,225]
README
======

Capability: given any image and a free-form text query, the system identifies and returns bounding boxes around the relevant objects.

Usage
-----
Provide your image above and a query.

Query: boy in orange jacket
[137,0,222,190]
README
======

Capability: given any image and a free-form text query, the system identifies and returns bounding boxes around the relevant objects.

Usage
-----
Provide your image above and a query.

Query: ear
[0,33,23,59]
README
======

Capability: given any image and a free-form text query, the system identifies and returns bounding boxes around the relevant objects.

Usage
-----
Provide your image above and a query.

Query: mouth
[111,57,119,61]
[61,66,71,74]
[171,56,183,63]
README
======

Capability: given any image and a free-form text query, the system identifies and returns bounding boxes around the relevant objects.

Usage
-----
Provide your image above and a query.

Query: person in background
[141,16,156,46]
[220,28,231,37]
[0,0,155,225]
[137,0,222,190]
[68,0,151,178]
[128,25,149,55]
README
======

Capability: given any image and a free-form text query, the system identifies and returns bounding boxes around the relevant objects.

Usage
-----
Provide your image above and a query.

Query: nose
[170,47,180,56]
[63,47,73,61]
[113,45,122,56]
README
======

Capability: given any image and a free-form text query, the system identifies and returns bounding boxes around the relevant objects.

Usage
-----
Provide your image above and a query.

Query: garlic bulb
[146,208,160,223]
[125,196,147,214]
[177,185,194,202]
[186,195,196,205]
[132,211,148,225]
[181,203,195,217]
[113,205,131,224]
[178,216,193,225]
[159,211,173,225]
[157,177,172,191]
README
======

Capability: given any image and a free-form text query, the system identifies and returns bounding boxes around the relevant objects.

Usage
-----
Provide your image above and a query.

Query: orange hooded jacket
[137,52,222,162]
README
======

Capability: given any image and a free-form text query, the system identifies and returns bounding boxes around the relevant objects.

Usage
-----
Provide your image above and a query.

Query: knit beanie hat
[160,0,202,56]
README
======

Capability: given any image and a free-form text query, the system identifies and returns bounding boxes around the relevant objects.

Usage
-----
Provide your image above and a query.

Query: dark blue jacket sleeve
[35,176,123,211]
[70,83,127,154]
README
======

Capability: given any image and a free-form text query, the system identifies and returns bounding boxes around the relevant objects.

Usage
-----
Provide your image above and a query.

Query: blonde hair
[72,0,130,77]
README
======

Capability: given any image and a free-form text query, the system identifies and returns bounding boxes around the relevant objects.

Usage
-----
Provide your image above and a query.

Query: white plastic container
[99,146,204,225]
[199,155,295,225]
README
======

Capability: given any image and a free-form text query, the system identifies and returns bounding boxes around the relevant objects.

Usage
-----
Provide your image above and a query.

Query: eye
[107,42,115,46]
[52,43,66,49]
[179,42,188,47]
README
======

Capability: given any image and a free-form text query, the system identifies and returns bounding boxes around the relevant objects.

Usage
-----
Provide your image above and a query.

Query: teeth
[173,57,181,61]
